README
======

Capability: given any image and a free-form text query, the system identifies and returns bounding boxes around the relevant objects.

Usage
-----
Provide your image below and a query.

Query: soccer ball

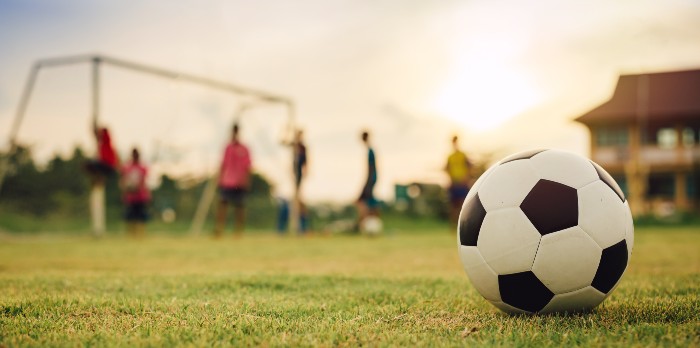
[161,208,176,223]
[362,216,383,235]
[457,149,634,314]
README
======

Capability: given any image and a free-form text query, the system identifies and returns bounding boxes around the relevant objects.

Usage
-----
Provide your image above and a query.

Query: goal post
[0,54,300,234]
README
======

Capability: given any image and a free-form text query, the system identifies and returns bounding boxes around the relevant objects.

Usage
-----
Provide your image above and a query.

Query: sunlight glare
[432,50,541,132]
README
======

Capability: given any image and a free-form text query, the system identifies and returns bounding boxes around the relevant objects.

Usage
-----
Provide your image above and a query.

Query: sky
[1,0,699,202]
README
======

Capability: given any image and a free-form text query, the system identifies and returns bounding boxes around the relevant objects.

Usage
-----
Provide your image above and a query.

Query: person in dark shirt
[293,129,308,190]
[292,129,309,233]
[356,130,378,230]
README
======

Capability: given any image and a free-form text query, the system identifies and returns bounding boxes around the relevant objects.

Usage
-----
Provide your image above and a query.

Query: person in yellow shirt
[445,135,472,229]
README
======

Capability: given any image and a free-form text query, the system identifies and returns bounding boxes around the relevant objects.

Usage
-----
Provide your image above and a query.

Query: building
[576,69,700,217]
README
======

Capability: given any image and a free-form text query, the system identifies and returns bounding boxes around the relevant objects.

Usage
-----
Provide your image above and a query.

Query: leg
[135,222,146,239]
[233,204,245,238]
[449,186,468,231]
[276,199,289,234]
[356,200,368,231]
[299,202,308,235]
[124,203,132,237]
[231,189,246,238]
[449,201,460,231]
[366,183,378,217]
[135,202,147,239]
[214,199,227,239]
[356,183,371,231]
[368,194,379,218]
[126,222,136,237]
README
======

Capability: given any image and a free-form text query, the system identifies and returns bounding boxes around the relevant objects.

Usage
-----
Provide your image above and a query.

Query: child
[121,148,150,238]
[214,123,252,238]
[445,135,472,229]
[85,125,119,235]
[356,130,379,231]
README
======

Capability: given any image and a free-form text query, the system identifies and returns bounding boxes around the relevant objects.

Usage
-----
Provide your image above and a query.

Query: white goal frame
[0,54,300,235]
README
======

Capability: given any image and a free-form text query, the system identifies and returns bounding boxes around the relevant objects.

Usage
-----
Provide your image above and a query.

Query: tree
[1,145,279,230]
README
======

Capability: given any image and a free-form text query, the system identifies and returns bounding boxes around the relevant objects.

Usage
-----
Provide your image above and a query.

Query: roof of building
[576,69,700,125]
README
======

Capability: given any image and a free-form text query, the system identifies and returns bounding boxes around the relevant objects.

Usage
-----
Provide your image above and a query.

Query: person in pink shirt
[215,123,252,238]
[120,148,150,238]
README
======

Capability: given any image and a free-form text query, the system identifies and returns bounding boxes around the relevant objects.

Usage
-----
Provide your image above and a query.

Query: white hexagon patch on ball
[457,149,633,314]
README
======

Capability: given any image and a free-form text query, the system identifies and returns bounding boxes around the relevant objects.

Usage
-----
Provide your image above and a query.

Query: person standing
[215,123,252,238]
[85,123,119,236]
[356,130,378,230]
[445,135,472,229]
[293,129,308,190]
[292,129,309,233]
[121,148,150,238]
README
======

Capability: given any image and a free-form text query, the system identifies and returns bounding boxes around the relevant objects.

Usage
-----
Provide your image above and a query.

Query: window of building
[595,127,628,147]
[647,173,675,197]
[640,128,651,145]
[682,127,696,147]
[689,172,699,200]
[656,128,677,149]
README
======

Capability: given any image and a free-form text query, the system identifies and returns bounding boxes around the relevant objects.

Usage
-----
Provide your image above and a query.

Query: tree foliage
[1,145,276,229]
[1,146,91,215]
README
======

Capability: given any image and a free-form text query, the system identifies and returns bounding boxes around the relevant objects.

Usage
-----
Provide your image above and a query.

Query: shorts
[358,183,375,203]
[85,160,115,176]
[219,187,246,207]
[358,182,380,208]
[449,185,469,204]
[125,202,149,222]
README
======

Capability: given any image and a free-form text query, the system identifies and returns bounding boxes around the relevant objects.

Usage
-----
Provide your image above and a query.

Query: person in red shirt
[85,125,119,182]
[120,148,150,238]
[215,123,252,238]
[85,123,120,235]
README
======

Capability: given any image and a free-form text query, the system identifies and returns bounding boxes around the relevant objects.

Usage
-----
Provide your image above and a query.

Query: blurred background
[1,0,699,233]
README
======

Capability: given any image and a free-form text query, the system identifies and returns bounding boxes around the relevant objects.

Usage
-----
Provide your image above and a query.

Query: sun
[432,49,541,132]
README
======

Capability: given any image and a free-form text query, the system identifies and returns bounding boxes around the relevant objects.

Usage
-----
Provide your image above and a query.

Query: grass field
[1,227,698,347]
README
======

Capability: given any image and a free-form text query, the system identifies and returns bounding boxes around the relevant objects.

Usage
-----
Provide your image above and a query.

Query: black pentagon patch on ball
[499,271,554,313]
[459,194,486,246]
[590,161,625,202]
[520,179,578,235]
[499,149,547,165]
[592,240,628,293]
